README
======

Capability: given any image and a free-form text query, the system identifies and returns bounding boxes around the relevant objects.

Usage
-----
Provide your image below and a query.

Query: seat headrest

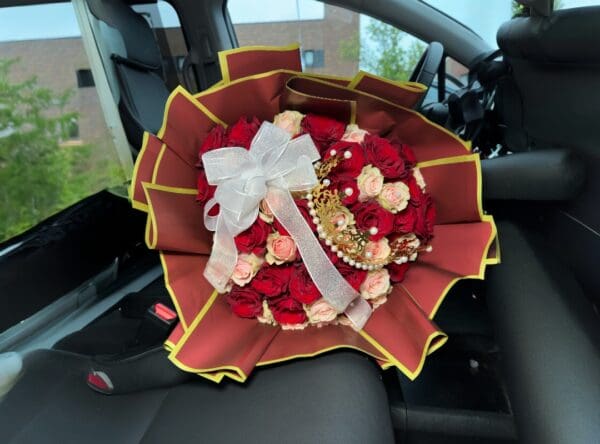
[498,6,600,63]
[86,0,161,70]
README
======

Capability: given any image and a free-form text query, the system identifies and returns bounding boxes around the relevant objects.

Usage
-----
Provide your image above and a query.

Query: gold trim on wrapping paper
[281,75,359,125]
[160,252,191,331]
[301,72,352,84]
[130,131,151,212]
[280,73,472,153]
[413,154,499,319]
[255,345,386,367]
[487,235,501,265]
[359,330,448,381]
[218,43,301,84]
[141,182,197,250]
[130,86,226,213]
[348,70,427,94]
[156,86,227,141]
[190,68,472,153]
[140,182,199,331]
[165,282,449,382]
[151,144,167,183]
[167,290,249,383]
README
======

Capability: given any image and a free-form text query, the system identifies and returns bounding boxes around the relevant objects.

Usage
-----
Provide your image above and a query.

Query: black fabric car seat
[86,0,171,148]
[496,5,600,154]
[0,349,394,444]
[486,221,600,444]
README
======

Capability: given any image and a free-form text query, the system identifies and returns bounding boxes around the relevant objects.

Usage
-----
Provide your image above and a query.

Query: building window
[67,117,80,140]
[76,69,95,88]
[302,49,324,68]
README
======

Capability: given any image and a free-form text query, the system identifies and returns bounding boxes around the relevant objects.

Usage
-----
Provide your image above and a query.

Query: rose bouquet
[130,44,498,382]
[197,111,435,330]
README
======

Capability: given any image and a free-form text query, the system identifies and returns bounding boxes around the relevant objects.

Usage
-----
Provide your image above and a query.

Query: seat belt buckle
[135,303,178,346]
[148,303,178,326]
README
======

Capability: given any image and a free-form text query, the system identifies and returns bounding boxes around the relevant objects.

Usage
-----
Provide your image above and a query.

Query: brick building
[0,4,359,151]
[234,5,359,77]
[0,37,110,149]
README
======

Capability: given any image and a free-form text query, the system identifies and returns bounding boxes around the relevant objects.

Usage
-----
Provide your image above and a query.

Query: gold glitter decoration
[307,154,430,270]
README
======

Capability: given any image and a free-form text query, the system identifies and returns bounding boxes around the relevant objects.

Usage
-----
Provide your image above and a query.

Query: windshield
[422,0,600,48]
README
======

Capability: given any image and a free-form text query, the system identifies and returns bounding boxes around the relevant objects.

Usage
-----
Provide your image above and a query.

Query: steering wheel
[409,41,445,105]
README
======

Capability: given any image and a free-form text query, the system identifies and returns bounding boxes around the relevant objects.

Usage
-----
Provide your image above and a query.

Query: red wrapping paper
[131,44,498,383]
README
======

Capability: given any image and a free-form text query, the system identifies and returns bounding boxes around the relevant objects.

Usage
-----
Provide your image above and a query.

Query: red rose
[388,262,410,283]
[330,174,359,206]
[414,194,436,241]
[226,116,261,149]
[352,201,394,241]
[390,139,417,168]
[337,263,367,291]
[274,199,316,235]
[362,134,407,179]
[295,199,317,231]
[251,265,293,298]
[301,114,345,155]
[268,294,308,325]
[198,125,226,161]
[325,141,366,178]
[322,241,340,265]
[394,205,418,234]
[406,175,426,207]
[226,286,263,318]
[289,263,321,304]
[234,218,271,255]
[196,173,216,204]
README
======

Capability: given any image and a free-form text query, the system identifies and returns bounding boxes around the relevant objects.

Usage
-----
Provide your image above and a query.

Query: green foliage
[512,0,563,17]
[339,20,426,82]
[0,58,123,241]
[512,1,530,17]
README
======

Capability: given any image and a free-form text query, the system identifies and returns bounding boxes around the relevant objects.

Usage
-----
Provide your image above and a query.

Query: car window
[227,0,426,82]
[0,2,125,242]
[421,1,513,48]
[553,0,600,9]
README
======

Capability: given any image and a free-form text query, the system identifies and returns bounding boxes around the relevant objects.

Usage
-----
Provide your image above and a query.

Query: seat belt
[446,50,507,152]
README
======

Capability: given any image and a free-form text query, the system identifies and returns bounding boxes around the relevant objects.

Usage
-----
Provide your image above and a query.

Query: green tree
[339,20,426,82]
[512,0,563,17]
[0,58,117,241]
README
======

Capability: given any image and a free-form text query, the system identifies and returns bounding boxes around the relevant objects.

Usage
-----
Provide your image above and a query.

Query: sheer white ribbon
[201,122,372,330]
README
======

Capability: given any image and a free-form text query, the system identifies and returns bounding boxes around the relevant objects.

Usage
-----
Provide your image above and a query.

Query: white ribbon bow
[202,122,372,330]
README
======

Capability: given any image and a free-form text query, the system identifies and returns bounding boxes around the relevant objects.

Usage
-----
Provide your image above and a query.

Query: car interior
[0,0,599,443]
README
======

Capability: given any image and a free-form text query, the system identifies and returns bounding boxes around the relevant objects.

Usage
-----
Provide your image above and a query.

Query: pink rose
[364,238,391,263]
[357,165,384,201]
[360,269,391,299]
[337,315,354,327]
[258,199,274,223]
[370,294,388,309]
[395,233,421,261]
[341,124,369,143]
[266,232,297,265]
[273,110,305,136]
[413,167,426,190]
[231,253,263,287]
[307,298,338,325]
[377,181,410,213]
[257,300,276,325]
[281,322,308,330]
[330,207,354,232]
